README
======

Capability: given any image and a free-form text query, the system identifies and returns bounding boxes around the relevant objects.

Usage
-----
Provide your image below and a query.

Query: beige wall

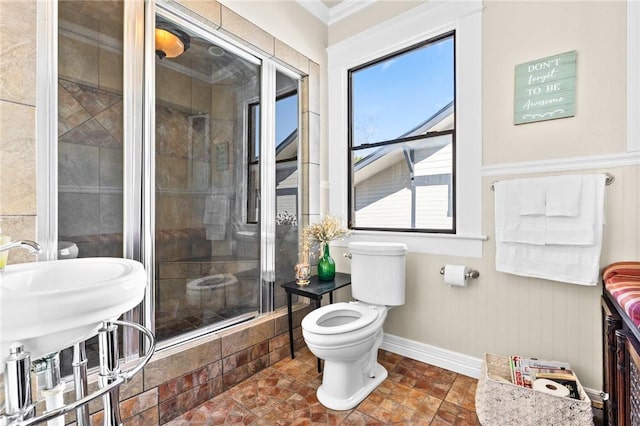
[483,0,628,163]
[329,0,639,392]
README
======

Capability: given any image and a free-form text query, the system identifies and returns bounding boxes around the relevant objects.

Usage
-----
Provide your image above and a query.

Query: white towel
[203,195,230,240]
[544,174,597,245]
[545,218,594,246]
[497,179,545,245]
[546,175,582,217]
[502,216,546,245]
[495,174,606,285]
[205,225,226,240]
[517,179,546,216]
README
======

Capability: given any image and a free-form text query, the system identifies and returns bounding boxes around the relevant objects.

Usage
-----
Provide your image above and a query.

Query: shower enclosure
[52,0,302,366]
[152,12,301,343]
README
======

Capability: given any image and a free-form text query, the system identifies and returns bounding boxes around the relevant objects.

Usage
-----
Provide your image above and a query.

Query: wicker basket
[475,353,593,425]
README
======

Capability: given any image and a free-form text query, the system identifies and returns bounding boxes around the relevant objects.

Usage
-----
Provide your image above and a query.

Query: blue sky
[276,94,298,145]
[269,35,454,152]
[351,36,454,146]
[251,92,298,158]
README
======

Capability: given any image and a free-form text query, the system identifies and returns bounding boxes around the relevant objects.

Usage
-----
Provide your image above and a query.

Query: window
[247,85,299,224]
[348,33,455,233]
[327,0,483,257]
[248,101,259,223]
[274,89,299,217]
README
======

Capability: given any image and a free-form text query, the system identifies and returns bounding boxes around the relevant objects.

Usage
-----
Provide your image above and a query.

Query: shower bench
[281,272,352,372]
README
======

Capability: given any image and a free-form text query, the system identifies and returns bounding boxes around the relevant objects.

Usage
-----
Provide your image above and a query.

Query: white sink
[0,257,147,371]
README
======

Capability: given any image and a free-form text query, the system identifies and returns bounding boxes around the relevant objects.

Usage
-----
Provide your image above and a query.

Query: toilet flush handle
[343,253,352,259]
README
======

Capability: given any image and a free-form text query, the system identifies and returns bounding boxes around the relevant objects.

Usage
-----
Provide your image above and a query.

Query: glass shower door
[153,16,262,342]
[57,0,125,374]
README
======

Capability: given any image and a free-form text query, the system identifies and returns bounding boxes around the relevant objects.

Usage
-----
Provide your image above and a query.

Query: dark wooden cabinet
[602,293,640,426]
[602,296,621,425]
[628,339,640,426]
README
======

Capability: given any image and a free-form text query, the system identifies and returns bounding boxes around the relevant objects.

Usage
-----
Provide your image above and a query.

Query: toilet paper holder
[439,266,480,279]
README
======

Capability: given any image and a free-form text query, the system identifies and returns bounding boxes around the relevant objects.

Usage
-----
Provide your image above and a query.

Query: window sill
[332,230,487,258]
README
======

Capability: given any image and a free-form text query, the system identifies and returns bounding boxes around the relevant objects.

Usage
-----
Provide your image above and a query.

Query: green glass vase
[317,244,336,281]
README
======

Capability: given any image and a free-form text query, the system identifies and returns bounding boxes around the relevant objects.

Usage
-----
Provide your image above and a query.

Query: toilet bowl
[301,242,407,411]
[58,241,79,259]
[302,301,389,410]
[185,273,238,308]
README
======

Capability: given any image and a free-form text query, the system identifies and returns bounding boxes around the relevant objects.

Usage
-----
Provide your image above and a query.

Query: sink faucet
[0,240,42,254]
[0,240,41,273]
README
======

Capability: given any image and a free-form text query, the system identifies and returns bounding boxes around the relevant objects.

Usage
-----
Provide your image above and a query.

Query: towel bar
[490,173,614,190]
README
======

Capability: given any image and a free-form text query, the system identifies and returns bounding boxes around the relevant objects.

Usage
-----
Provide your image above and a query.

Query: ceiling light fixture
[155,23,190,59]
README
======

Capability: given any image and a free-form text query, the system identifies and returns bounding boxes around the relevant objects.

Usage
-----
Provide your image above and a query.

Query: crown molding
[297,0,376,25]
[328,0,376,25]
[296,0,330,24]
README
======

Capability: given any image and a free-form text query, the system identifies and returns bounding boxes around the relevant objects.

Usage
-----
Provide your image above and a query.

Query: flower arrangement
[302,213,350,261]
[276,211,297,226]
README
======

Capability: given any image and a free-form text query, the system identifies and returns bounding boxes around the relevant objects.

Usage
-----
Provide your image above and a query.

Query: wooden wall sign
[514,50,577,125]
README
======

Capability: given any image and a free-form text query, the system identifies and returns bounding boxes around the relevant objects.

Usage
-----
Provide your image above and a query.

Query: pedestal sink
[0,257,146,371]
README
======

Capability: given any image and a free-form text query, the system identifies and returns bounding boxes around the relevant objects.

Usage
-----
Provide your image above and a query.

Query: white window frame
[327,0,485,257]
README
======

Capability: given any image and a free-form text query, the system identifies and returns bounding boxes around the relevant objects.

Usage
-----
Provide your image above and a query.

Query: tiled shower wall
[154,66,238,261]
[58,78,125,257]
[0,1,37,264]
[58,75,233,260]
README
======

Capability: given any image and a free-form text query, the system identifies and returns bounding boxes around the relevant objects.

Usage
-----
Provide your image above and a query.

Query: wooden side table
[280,273,352,372]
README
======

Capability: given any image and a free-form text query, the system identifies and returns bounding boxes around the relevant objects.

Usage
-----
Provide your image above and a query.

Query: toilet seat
[302,302,380,335]
[186,273,237,291]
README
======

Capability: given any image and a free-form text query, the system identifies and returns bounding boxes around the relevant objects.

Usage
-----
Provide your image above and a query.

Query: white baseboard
[380,333,483,379]
[381,333,604,405]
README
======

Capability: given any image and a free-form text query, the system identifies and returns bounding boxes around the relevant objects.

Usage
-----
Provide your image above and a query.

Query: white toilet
[185,273,238,309]
[301,242,406,410]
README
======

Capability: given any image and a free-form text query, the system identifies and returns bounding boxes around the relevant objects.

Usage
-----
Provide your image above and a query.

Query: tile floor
[165,347,479,425]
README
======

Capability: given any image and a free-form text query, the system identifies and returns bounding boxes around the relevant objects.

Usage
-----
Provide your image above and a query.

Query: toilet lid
[302,302,380,335]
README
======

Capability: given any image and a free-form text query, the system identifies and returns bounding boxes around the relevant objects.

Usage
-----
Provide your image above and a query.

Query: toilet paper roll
[532,378,570,397]
[443,264,468,287]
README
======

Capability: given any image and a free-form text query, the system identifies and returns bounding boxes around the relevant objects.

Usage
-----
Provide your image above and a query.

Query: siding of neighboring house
[355,140,452,230]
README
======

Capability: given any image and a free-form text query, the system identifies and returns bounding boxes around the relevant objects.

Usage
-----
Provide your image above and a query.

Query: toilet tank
[348,242,406,306]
